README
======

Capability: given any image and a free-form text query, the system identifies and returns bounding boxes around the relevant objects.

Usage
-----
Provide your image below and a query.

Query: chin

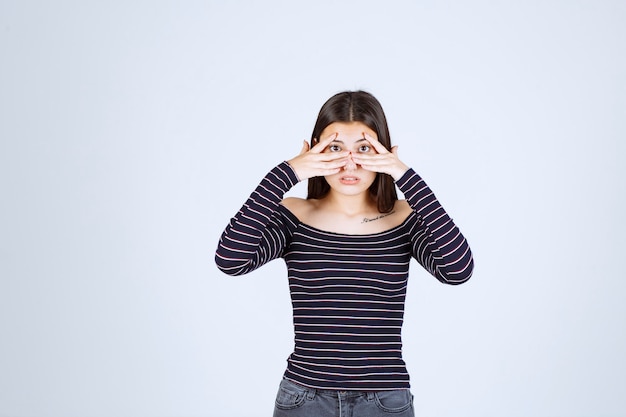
[329,182,375,196]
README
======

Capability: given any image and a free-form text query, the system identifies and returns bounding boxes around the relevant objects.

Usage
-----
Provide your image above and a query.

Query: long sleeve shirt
[215,161,473,391]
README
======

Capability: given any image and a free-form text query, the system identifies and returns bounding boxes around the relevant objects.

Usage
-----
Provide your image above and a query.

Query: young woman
[215,91,474,417]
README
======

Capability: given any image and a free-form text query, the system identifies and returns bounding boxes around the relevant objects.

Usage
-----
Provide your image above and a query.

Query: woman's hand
[352,133,409,181]
[287,133,349,181]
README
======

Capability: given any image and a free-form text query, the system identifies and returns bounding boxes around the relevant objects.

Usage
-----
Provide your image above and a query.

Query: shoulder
[393,199,413,218]
[281,196,308,210]
[281,197,319,220]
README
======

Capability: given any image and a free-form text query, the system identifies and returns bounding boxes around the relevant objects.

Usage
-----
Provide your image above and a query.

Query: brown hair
[307,90,398,213]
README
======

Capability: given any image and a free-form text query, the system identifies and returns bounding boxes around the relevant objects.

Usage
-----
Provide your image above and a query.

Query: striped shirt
[215,162,474,391]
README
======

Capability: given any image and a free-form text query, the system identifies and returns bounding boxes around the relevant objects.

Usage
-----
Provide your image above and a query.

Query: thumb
[299,140,310,155]
[391,145,399,156]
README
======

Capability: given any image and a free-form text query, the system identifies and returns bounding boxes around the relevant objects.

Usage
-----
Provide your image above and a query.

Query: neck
[323,190,376,216]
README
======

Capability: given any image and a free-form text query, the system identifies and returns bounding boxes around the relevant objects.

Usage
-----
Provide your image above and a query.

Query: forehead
[321,122,377,141]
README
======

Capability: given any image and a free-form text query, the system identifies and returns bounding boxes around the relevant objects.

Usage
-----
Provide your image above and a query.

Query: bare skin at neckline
[284,121,412,235]
[361,210,396,224]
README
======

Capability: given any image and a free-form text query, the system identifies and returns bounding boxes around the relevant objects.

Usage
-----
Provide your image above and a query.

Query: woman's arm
[214,162,299,276]
[397,169,474,284]
[352,134,473,284]
[216,134,350,275]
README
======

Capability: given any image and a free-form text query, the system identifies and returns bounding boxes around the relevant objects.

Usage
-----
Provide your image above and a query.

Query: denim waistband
[282,377,407,400]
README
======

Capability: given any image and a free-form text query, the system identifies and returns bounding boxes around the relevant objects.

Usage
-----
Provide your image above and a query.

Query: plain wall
[1,1,624,416]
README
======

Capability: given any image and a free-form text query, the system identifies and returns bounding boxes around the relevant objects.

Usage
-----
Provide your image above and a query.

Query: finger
[363,132,389,154]
[351,152,380,166]
[299,140,310,155]
[311,132,337,153]
[351,152,393,167]
[324,156,350,169]
[311,132,338,153]
[305,156,348,177]
[310,148,348,165]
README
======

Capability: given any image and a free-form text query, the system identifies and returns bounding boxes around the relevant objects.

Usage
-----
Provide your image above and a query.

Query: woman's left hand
[351,133,410,181]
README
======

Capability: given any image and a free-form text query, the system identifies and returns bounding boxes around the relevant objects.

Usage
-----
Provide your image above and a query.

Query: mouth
[339,176,360,185]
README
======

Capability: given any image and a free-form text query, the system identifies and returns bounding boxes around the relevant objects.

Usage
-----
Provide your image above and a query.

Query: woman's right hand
[287,133,349,181]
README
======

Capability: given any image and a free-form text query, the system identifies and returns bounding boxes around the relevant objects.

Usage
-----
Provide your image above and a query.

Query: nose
[344,152,357,171]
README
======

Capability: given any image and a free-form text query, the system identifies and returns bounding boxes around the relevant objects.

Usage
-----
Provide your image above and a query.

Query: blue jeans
[273,378,415,417]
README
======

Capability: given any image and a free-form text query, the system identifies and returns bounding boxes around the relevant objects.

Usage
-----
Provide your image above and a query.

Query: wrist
[391,164,410,181]
[283,160,303,183]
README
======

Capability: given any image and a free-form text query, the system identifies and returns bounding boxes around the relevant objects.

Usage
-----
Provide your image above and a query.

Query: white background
[1,1,625,416]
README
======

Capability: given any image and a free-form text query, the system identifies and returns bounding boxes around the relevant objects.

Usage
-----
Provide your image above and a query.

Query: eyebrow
[330,138,370,144]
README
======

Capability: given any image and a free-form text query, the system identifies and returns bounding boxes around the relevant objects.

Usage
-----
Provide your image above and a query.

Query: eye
[328,144,342,152]
[358,145,371,153]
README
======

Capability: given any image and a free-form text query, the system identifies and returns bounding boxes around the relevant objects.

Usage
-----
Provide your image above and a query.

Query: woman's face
[318,122,379,197]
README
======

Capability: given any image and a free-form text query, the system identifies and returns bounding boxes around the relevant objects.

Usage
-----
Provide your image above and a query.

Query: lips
[339,176,360,185]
